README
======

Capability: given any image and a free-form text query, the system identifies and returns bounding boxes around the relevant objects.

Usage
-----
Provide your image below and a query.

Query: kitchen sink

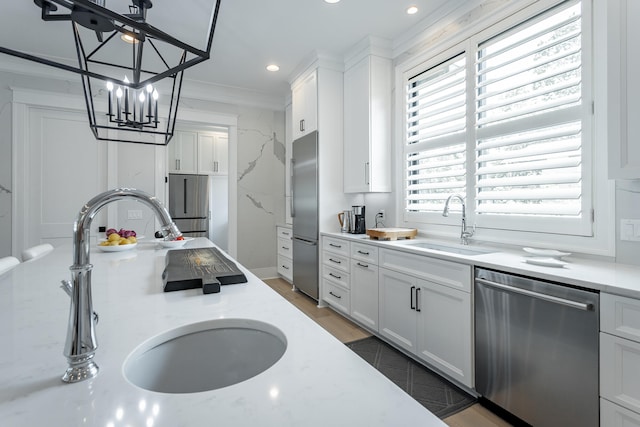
[123,318,287,393]
[399,241,496,256]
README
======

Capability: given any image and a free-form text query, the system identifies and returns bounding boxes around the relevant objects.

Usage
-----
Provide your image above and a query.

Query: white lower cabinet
[351,258,379,331]
[321,236,351,315]
[602,397,640,426]
[378,248,473,388]
[379,268,419,353]
[276,226,293,282]
[601,292,640,419]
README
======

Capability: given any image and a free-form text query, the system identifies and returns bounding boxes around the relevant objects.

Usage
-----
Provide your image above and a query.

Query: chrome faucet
[442,194,475,245]
[62,188,182,383]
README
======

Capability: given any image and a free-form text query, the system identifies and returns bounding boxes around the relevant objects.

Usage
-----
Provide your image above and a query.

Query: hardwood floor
[262,278,512,427]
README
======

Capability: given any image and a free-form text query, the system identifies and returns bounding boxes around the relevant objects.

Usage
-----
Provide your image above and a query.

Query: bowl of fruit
[98,228,138,252]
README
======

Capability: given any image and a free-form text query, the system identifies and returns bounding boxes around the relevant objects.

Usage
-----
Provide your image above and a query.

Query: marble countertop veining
[0,238,445,426]
[323,232,640,299]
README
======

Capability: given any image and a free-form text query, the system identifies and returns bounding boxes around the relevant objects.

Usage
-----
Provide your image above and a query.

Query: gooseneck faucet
[62,188,182,383]
[442,194,475,245]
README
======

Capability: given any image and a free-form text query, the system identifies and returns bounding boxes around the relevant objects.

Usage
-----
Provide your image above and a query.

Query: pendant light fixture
[0,0,221,145]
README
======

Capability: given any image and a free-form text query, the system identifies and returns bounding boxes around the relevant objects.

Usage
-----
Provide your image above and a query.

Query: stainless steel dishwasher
[475,268,599,427]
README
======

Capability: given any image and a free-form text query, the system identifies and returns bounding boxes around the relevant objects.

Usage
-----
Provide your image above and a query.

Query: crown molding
[0,55,287,112]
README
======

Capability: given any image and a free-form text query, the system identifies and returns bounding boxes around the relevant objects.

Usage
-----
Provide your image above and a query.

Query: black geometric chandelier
[0,0,221,145]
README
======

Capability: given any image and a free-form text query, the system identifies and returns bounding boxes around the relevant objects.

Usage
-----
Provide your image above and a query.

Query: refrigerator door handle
[293,237,316,246]
[290,158,295,217]
[183,178,188,214]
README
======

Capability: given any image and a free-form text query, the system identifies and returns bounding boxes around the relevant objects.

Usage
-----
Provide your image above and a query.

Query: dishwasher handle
[476,277,594,311]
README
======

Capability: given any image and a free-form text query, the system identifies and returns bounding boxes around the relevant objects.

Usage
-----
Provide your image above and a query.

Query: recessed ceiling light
[120,33,139,44]
[266,64,280,72]
[406,5,419,15]
[324,0,340,4]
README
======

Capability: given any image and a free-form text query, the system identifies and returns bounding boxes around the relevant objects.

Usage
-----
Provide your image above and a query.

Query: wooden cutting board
[366,228,418,241]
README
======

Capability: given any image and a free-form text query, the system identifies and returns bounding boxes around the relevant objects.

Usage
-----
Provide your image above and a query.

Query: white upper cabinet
[170,130,228,175]
[168,131,198,174]
[291,69,318,140]
[198,133,228,175]
[343,54,392,193]
[604,0,640,178]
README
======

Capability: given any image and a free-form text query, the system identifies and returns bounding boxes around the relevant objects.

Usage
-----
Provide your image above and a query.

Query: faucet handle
[60,280,99,324]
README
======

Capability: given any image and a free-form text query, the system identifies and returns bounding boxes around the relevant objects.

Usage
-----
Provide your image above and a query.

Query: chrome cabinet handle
[416,288,421,312]
[365,162,370,185]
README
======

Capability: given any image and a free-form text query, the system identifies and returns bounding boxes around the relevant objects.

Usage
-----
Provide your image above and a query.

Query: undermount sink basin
[400,241,496,256]
[123,319,287,394]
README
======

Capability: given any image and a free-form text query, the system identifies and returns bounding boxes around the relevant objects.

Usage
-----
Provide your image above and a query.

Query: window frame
[395,0,614,255]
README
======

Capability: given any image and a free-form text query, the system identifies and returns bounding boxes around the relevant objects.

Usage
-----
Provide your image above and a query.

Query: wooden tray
[366,228,418,241]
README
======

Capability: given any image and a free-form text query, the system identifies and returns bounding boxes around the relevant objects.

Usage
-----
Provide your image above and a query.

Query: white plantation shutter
[406,54,467,213]
[475,2,586,230]
[403,0,591,236]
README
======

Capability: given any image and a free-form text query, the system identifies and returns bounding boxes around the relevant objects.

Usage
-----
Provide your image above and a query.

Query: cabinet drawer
[351,242,378,265]
[277,255,292,281]
[277,226,293,240]
[601,332,640,414]
[323,251,350,274]
[277,237,293,258]
[322,236,350,257]
[379,248,471,292]
[322,264,350,289]
[323,280,350,315]
[602,293,640,343]
[601,398,640,426]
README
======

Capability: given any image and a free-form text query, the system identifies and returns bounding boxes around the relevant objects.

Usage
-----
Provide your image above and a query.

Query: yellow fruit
[108,233,121,242]
[109,241,119,246]
[99,241,109,246]
[127,236,137,244]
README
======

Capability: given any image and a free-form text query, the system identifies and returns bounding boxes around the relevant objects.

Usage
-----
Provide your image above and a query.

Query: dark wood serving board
[162,247,247,294]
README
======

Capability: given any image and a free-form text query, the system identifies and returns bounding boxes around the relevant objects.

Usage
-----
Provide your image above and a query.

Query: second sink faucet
[62,188,182,383]
[442,194,475,245]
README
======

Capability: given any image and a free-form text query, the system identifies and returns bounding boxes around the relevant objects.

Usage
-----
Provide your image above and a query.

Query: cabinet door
[344,56,370,192]
[601,332,640,414]
[292,69,318,140]
[601,398,640,427]
[351,259,379,331]
[378,268,417,353]
[344,55,391,193]
[606,0,640,178]
[169,131,198,173]
[197,133,216,175]
[213,135,228,175]
[416,279,472,387]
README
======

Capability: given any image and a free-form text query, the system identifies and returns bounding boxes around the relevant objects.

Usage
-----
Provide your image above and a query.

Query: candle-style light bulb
[115,87,123,121]
[106,82,114,117]
[146,85,153,117]
[146,84,153,93]
[139,92,146,124]
[123,76,130,116]
[153,89,159,123]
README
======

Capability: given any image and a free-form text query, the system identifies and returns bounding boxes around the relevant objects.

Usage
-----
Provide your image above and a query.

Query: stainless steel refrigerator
[292,131,319,300]
[168,174,210,237]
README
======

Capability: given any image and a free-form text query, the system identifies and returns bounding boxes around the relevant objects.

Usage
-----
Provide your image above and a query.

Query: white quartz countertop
[322,232,640,299]
[0,238,445,426]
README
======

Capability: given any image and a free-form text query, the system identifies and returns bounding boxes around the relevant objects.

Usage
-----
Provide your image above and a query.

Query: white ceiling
[1,0,478,105]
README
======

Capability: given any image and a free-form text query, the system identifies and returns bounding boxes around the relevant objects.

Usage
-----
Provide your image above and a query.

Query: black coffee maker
[351,205,366,234]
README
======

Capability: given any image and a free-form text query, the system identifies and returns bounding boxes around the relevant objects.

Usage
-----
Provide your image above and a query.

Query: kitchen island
[0,238,446,426]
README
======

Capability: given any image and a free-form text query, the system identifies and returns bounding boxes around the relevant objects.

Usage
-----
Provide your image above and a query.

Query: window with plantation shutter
[406,54,467,213]
[403,0,592,236]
